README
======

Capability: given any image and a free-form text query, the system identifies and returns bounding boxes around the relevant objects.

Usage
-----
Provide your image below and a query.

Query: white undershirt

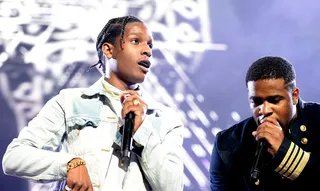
[101,79,126,191]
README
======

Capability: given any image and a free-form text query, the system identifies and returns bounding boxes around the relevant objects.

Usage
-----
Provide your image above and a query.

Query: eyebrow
[126,32,153,41]
[126,32,143,36]
[249,95,285,100]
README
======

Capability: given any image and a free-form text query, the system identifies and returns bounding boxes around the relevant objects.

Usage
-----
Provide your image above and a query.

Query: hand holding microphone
[120,90,147,133]
[120,91,147,170]
[250,115,285,185]
[250,120,268,186]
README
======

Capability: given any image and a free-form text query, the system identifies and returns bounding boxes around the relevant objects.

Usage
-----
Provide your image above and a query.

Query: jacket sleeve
[132,107,185,191]
[2,94,76,181]
[270,137,318,183]
[209,132,230,191]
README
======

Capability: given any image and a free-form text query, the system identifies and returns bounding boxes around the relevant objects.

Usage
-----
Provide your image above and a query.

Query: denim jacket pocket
[66,115,118,151]
[66,116,100,131]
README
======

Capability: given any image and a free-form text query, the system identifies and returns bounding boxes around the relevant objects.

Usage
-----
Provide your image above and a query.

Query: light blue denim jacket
[2,77,185,191]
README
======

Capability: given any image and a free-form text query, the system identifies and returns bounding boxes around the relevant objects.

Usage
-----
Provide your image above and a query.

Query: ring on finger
[65,185,72,191]
[133,99,140,106]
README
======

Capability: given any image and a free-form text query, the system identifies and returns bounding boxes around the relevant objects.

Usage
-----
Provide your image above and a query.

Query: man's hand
[121,90,148,133]
[252,117,284,156]
[65,158,93,191]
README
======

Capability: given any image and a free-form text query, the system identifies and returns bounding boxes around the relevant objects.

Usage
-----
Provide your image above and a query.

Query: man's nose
[259,101,273,117]
[141,45,152,57]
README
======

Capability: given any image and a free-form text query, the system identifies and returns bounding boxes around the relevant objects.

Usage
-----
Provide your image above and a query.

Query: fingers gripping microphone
[120,95,135,170]
[251,113,277,186]
[250,120,268,186]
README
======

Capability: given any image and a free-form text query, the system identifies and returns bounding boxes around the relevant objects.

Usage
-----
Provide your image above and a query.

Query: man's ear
[292,87,300,105]
[102,42,114,59]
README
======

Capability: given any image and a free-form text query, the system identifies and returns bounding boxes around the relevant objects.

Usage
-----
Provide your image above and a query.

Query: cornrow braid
[90,15,142,73]
[120,16,129,47]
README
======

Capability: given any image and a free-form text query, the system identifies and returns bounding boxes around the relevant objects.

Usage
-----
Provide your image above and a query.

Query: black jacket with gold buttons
[210,98,320,191]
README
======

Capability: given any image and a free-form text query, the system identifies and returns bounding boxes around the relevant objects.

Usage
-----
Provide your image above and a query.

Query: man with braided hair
[2,15,185,191]
[210,56,320,190]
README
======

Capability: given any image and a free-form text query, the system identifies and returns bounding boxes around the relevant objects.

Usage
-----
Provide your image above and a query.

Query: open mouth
[138,60,151,69]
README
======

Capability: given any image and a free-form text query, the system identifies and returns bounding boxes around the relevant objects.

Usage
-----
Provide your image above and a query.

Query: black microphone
[250,139,268,186]
[251,113,276,185]
[120,111,135,171]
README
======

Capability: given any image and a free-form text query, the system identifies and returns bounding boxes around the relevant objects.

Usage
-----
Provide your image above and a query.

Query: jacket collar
[294,97,306,122]
[82,76,106,97]
[288,98,308,137]
[81,76,158,110]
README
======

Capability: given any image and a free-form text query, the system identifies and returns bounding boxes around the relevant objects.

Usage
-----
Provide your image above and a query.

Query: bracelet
[67,159,86,172]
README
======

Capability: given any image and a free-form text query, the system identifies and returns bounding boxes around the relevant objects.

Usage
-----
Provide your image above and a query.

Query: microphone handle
[250,140,268,186]
[120,112,135,170]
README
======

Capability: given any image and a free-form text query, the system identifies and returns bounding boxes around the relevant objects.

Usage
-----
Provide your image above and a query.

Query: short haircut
[95,15,143,72]
[245,56,296,90]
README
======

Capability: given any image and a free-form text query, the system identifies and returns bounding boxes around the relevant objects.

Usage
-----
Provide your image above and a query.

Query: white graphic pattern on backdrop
[0,0,228,190]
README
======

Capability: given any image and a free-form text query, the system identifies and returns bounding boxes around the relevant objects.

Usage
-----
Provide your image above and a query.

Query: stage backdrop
[1,0,320,190]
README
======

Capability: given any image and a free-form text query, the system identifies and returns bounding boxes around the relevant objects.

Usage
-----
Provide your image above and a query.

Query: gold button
[300,125,307,132]
[301,137,308,144]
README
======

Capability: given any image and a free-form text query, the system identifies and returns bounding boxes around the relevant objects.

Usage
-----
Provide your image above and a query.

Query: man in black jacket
[210,56,319,191]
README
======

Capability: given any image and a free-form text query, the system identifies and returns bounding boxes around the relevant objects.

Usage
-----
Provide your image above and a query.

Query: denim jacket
[2,77,185,191]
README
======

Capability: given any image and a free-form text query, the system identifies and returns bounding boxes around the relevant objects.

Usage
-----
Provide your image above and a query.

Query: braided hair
[245,56,296,91]
[93,15,143,73]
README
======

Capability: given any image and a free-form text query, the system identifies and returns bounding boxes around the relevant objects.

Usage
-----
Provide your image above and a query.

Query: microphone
[250,139,268,186]
[120,95,135,171]
[250,117,270,186]
[250,113,276,185]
